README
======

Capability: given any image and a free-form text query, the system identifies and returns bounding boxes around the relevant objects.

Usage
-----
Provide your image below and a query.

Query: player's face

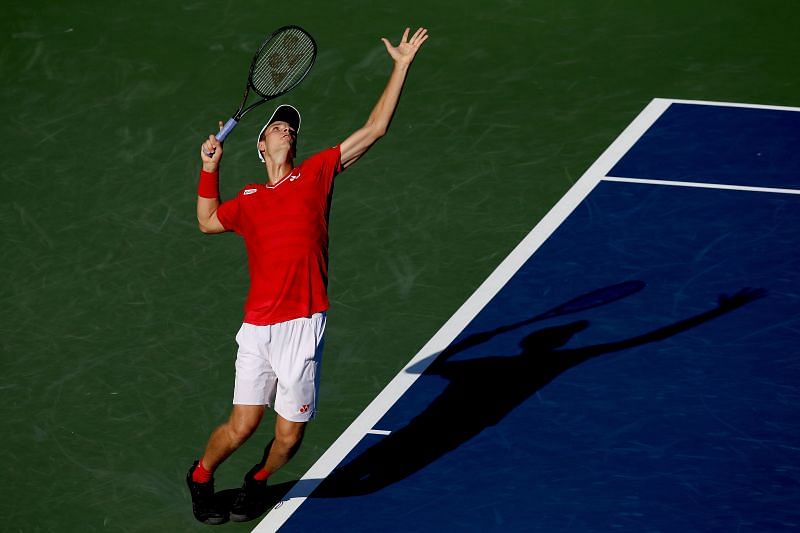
[263,121,297,156]
[258,121,297,163]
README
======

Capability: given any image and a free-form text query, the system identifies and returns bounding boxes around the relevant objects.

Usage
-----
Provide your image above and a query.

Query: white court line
[252,97,798,532]
[603,176,800,195]
[664,97,800,113]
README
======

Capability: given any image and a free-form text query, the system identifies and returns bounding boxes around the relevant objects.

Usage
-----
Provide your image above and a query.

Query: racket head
[248,25,317,99]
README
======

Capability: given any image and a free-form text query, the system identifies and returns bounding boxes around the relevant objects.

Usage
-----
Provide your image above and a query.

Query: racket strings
[251,29,315,97]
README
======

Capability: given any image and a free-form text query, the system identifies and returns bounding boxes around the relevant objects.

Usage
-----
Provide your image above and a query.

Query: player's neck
[264,154,294,185]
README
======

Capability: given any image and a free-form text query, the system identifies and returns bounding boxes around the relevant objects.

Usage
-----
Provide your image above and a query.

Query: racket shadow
[405,279,646,374]
[312,286,766,498]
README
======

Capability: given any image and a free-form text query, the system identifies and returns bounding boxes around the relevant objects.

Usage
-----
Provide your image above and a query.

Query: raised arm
[196,123,226,234]
[339,27,429,169]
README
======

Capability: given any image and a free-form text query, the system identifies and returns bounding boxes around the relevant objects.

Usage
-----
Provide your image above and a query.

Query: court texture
[2,2,799,532]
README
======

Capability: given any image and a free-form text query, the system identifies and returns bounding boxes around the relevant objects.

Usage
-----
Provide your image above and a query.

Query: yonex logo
[299,404,310,414]
[289,172,301,182]
[244,188,258,195]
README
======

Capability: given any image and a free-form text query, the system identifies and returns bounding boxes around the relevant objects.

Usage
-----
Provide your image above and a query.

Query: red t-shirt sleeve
[304,145,343,192]
[216,194,241,232]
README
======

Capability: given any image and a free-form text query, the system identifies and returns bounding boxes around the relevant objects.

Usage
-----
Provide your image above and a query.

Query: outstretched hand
[382,27,428,66]
[717,287,767,310]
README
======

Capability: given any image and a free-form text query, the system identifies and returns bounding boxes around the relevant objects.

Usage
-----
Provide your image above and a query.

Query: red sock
[253,468,270,481]
[192,459,214,483]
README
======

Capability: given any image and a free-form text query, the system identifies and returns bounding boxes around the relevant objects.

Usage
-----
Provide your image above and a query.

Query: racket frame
[216,25,317,143]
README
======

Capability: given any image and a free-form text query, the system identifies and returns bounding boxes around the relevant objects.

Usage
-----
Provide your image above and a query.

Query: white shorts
[232,312,326,422]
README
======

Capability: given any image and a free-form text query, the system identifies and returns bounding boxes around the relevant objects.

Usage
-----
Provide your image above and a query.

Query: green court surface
[2,1,798,531]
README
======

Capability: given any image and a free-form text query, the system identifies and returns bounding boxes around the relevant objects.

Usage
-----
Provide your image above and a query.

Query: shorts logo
[244,188,258,195]
[299,404,310,414]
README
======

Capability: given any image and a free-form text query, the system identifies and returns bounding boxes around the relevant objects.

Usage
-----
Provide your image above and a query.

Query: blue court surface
[257,99,800,532]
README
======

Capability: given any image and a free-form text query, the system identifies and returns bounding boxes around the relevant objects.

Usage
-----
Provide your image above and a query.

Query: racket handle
[203,117,238,157]
[216,117,239,143]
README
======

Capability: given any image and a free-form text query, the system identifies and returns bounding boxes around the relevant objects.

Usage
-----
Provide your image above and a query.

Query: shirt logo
[243,188,258,195]
[288,172,302,182]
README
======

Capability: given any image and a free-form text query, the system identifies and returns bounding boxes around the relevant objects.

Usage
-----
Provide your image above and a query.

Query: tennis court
[258,99,800,531]
[3,2,799,532]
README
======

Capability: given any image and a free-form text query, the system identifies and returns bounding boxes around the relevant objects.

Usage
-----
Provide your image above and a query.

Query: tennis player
[186,27,428,525]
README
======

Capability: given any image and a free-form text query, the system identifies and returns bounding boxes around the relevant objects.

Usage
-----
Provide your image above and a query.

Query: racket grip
[216,117,239,143]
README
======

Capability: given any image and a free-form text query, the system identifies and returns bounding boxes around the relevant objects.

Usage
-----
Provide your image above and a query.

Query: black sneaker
[230,464,270,522]
[186,461,228,525]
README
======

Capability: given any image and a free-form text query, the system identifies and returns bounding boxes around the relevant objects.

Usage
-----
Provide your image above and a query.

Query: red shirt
[216,146,343,325]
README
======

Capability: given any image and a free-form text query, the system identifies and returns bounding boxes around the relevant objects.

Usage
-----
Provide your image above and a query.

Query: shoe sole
[230,512,257,523]
[196,514,228,526]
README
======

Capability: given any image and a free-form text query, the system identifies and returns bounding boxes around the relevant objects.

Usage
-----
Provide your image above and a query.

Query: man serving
[187,27,429,525]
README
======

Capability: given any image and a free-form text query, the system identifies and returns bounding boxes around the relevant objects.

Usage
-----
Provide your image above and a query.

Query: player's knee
[274,424,305,452]
[274,430,302,452]
[227,418,259,447]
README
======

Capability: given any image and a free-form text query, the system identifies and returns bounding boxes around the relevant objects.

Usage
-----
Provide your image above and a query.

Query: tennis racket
[206,25,317,153]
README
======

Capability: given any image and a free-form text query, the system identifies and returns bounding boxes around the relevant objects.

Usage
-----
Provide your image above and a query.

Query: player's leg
[229,417,307,522]
[187,323,273,524]
[265,311,326,471]
[186,404,265,525]
[200,404,266,471]
[264,415,307,472]
[230,312,325,522]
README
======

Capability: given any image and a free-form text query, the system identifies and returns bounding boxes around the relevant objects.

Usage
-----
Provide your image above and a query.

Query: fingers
[201,133,223,160]
[383,27,428,50]
[410,27,427,45]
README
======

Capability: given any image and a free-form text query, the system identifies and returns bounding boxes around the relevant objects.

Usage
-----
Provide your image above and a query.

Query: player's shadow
[312,285,766,498]
[217,482,297,520]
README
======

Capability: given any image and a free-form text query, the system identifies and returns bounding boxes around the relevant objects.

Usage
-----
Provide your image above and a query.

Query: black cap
[257,104,301,162]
